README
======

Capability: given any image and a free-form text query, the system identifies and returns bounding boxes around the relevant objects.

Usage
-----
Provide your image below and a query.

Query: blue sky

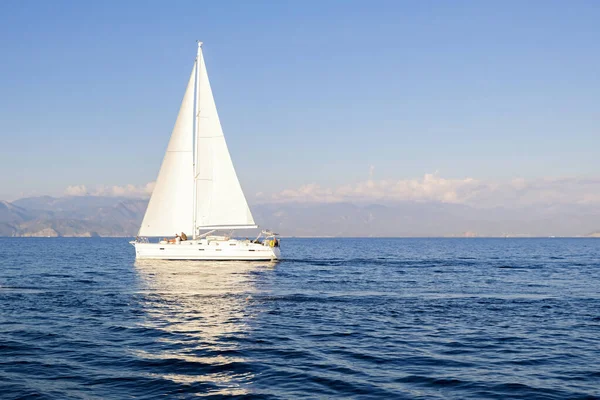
[1,0,599,202]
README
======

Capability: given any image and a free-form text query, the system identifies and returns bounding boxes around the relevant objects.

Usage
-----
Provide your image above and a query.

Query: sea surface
[0,238,599,399]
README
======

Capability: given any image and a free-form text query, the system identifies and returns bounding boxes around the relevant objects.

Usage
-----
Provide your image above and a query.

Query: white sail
[194,47,256,230]
[138,64,196,237]
[133,43,280,261]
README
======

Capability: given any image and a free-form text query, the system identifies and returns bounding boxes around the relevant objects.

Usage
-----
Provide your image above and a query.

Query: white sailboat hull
[133,239,280,261]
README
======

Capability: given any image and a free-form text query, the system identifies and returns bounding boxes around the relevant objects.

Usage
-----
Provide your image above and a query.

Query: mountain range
[0,195,599,237]
[0,196,146,237]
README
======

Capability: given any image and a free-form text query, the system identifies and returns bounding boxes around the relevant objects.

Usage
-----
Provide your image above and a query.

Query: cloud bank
[62,174,600,209]
[65,182,155,198]
[259,174,600,208]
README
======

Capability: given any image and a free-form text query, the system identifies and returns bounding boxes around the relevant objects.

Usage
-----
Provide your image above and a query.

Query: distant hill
[1,195,599,237]
[0,200,30,224]
[0,196,147,237]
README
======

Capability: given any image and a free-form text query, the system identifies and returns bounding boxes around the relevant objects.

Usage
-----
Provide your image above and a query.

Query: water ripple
[0,237,599,398]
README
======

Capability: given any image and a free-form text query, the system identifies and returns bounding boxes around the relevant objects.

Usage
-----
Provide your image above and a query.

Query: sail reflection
[134,260,275,395]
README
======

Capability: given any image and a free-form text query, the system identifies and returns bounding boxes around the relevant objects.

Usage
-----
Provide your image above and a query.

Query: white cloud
[65,185,89,196]
[64,182,155,198]
[263,174,600,208]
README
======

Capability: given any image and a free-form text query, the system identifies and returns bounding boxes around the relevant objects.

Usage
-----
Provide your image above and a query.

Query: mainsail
[138,65,196,237]
[139,43,255,237]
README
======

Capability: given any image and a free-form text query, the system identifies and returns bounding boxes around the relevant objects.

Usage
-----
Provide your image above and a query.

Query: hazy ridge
[0,196,146,237]
[1,195,599,237]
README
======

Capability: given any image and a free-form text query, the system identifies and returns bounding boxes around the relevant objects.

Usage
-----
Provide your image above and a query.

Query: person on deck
[180,232,188,241]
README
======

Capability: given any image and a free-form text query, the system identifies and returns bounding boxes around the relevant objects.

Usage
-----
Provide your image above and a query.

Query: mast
[192,41,202,239]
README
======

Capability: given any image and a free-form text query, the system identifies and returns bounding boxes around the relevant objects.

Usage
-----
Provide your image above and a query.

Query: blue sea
[0,238,599,399]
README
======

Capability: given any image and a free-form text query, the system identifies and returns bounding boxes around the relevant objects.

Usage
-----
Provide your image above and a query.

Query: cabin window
[216,249,222,251]
[249,249,255,252]
[159,248,165,250]
[230,243,236,246]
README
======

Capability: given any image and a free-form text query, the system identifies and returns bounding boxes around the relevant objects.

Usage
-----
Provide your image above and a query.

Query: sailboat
[131,42,280,261]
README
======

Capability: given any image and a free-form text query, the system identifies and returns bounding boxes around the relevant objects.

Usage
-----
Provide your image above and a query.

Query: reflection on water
[134,260,275,395]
